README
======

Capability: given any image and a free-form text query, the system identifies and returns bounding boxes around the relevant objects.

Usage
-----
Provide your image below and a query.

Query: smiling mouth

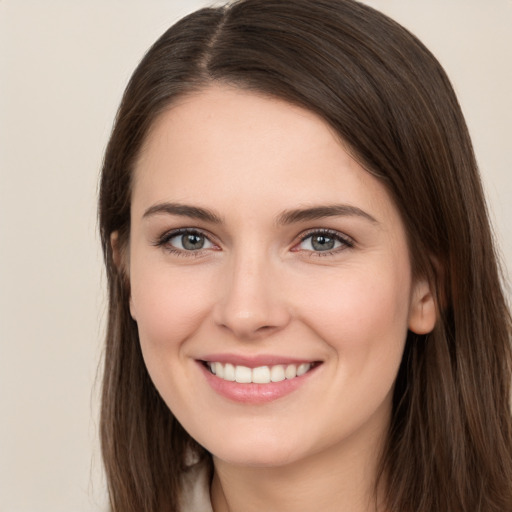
[202,361,321,384]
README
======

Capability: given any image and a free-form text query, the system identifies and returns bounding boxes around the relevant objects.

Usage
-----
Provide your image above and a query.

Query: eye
[295,229,353,254]
[170,232,213,251]
[155,229,216,254]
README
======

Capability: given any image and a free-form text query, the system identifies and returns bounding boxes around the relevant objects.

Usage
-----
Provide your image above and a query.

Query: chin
[202,430,303,468]
[213,448,299,468]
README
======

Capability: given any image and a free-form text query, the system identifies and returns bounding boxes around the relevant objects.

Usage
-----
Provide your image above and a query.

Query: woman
[98,0,512,510]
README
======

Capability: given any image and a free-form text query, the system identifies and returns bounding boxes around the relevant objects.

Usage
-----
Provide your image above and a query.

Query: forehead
[135,85,347,182]
[131,85,399,228]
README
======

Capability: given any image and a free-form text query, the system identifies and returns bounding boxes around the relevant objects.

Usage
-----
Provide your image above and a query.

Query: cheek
[290,266,411,436]
[293,264,411,356]
[129,262,215,353]
[129,263,217,412]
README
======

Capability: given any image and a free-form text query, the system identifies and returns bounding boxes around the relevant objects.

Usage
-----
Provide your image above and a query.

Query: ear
[111,231,137,321]
[110,231,122,268]
[408,278,437,334]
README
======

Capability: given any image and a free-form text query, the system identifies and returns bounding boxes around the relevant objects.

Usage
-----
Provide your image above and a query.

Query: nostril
[256,325,276,332]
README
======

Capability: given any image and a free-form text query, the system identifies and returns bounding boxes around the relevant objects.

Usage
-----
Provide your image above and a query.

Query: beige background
[0,1,510,511]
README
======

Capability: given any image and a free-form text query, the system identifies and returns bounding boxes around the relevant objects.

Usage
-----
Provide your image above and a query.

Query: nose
[212,252,291,340]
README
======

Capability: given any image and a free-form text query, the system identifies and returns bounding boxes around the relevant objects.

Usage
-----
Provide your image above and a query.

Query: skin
[123,85,436,512]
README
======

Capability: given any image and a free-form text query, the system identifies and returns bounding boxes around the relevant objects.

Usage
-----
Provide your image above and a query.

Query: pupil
[182,234,204,250]
[312,235,335,251]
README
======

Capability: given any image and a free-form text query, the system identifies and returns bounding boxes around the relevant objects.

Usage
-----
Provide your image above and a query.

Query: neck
[210,416,389,512]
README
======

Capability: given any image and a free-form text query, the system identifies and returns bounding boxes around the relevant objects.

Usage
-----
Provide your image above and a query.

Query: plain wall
[0,1,510,511]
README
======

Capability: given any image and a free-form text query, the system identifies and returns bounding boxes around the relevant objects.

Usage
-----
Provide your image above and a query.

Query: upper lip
[197,353,321,368]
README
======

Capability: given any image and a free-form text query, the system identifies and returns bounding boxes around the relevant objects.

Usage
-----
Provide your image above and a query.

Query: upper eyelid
[297,227,354,244]
[153,228,218,257]
[156,227,216,244]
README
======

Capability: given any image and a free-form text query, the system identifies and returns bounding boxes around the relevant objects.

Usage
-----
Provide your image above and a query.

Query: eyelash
[153,228,217,257]
[153,227,354,257]
[295,228,355,256]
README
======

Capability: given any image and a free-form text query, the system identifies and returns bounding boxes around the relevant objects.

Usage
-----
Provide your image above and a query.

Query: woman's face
[127,85,435,468]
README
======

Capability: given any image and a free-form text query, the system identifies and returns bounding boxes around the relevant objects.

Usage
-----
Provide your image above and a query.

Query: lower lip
[197,362,320,404]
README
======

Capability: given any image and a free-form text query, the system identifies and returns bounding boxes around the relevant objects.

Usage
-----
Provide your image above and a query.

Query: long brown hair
[98,1,512,510]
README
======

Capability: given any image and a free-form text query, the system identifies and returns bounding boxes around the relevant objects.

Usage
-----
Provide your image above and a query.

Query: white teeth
[270,365,286,382]
[206,361,314,384]
[224,363,236,381]
[297,363,310,376]
[285,364,297,379]
[214,362,224,378]
[235,365,252,383]
[252,366,271,384]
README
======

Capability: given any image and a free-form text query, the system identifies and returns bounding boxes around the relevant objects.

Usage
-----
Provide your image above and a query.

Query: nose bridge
[213,243,290,339]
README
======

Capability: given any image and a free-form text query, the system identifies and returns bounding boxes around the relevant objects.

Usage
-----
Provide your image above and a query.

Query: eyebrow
[143,203,223,223]
[276,205,378,225]
[142,202,377,225]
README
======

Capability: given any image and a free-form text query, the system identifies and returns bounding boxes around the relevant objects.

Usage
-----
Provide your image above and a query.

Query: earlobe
[129,296,137,321]
[408,279,437,334]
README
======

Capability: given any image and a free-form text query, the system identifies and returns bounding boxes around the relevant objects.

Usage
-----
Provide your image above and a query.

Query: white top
[180,462,214,512]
